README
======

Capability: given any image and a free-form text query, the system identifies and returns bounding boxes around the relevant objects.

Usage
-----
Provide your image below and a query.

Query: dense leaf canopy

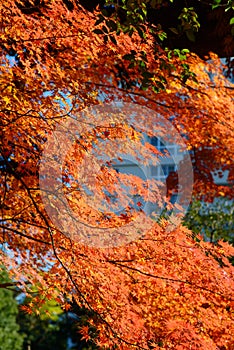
[0,0,234,349]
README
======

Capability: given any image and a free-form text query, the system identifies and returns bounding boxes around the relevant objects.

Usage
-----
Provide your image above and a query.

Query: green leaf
[109,35,117,45]
[137,27,146,39]
[142,71,154,79]
[142,77,150,86]
[106,20,118,32]
[152,86,159,93]
[181,48,190,53]
[102,25,108,34]
[142,8,147,17]
[182,63,189,69]
[139,60,146,68]
[101,9,109,17]
[128,62,136,69]
[212,4,220,9]
[150,0,158,7]
[186,30,196,42]
[104,35,108,43]
[93,29,103,35]
[230,17,234,25]
[0,268,25,350]
[158,31,167,41]
[123,54,134,61]
[95,15,105,26]
[169,27,179,35]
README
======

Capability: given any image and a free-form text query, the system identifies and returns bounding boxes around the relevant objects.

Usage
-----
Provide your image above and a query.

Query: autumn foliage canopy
[0,0,234,349]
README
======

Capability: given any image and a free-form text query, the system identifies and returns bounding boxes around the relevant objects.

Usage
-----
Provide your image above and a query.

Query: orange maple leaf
[79,325,90,342]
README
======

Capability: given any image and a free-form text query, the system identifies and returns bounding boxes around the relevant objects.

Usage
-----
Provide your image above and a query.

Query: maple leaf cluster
[0,1,233,349]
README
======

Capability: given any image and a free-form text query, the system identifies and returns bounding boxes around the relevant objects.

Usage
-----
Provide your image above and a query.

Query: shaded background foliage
[0,268,24,350]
